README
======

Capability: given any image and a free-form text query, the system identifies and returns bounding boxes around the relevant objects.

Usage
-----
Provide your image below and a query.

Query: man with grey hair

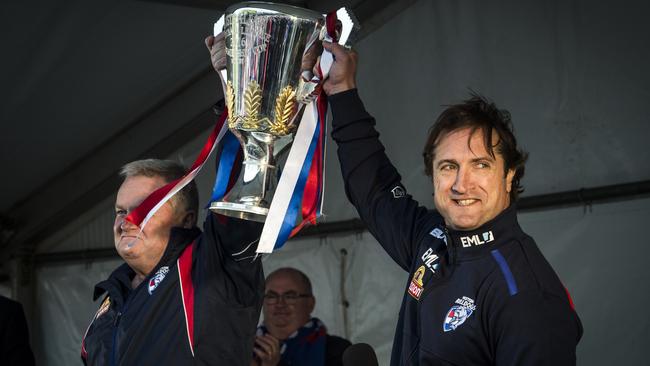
[81,159,264,366]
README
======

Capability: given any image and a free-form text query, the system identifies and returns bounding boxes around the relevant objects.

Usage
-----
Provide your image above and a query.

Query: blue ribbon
[209,131,240,203]
[315,119,327,216]
[273,119,321,249]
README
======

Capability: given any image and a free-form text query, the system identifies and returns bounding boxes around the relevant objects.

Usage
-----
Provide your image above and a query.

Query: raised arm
[323,42,440,270]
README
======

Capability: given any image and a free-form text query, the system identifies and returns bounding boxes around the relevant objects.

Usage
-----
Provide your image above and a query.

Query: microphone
[342,343,379,366]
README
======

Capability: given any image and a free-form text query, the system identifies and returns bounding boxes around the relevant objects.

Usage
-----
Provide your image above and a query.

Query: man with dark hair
[251,268,351,366]
[319,41,583,365]
[422,95,528,202]
[81,159,264,366]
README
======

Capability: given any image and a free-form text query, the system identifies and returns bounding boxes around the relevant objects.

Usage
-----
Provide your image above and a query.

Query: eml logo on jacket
[460,231,494,247]
[421,248,440,274]
[443,296,477,332]
[148,266,170,295]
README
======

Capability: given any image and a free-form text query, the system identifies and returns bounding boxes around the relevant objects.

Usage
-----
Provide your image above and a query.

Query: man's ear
[182,211,197,228]
[505,169,515,193]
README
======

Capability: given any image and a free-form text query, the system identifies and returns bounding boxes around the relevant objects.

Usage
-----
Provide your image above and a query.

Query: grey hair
[119,159,199,222]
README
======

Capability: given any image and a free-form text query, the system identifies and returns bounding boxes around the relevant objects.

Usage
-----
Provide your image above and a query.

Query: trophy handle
[213,15,229,94]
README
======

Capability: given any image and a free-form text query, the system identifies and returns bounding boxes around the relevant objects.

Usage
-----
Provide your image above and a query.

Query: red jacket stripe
[178,241,196,356]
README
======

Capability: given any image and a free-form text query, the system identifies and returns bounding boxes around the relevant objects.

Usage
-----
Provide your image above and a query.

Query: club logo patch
[408,265,426,300]
[148,266,170,295]
[443,296,477,332]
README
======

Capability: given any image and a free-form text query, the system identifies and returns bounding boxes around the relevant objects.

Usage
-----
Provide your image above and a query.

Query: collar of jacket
[93,226,201,302]
[443,203,523,260]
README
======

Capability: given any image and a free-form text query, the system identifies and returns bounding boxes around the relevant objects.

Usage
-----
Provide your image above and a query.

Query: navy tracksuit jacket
[329,89,583,365]
[81,215,263,366]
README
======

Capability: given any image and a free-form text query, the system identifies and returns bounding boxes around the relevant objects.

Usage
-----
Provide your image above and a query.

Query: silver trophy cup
[210,2,354,222]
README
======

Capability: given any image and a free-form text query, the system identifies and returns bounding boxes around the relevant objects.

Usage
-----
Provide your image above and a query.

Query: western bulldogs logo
[443,296,476,332]
[148,266,170,295]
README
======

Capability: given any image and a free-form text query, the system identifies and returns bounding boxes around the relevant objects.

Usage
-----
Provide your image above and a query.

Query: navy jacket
[81,214,263,366]
[329,89,583,365]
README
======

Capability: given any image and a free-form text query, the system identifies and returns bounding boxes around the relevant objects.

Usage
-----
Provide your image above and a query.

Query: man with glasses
[252,267,351,366]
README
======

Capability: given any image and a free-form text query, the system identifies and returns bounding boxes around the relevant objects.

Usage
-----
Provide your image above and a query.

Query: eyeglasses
[264,291,312,305]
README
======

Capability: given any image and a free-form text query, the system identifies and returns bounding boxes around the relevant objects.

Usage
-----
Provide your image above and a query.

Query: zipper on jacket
[443,227,457,265]
[110,294,132,366]
[110,311,122,366]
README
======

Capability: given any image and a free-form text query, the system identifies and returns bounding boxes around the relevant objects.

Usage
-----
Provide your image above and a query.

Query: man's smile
[452,198,479,206]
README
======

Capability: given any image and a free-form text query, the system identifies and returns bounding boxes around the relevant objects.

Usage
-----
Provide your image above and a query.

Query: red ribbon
[125,110,229,227]
[288,11,339,238]
[326,11,339,42]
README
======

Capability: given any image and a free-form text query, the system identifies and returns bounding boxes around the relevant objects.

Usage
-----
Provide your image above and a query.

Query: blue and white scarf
[258,317,327,366]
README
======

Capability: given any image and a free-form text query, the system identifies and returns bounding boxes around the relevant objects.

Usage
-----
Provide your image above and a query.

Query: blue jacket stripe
[491,249,518,296]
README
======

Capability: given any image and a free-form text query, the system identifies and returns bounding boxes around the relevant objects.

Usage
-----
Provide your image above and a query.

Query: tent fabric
[34,259,122,365]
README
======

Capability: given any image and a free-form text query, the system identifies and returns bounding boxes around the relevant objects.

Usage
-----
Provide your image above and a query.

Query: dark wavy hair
[422,93,529,201]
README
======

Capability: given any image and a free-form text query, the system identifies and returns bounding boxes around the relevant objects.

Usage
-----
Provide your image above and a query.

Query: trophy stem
[210,133,291,222]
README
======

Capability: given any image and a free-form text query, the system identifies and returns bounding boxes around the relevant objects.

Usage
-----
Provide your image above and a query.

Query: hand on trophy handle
[301,41,323,78]
[205,33,226,70]
[205,33,228,93]
[319,41,358,96]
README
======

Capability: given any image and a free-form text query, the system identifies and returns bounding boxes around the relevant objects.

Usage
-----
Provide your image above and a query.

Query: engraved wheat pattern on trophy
[243,80,264,130]
[270,86,297,135]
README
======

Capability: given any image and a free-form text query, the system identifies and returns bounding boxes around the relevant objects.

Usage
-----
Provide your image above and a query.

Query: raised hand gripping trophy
[209,2,358,253]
